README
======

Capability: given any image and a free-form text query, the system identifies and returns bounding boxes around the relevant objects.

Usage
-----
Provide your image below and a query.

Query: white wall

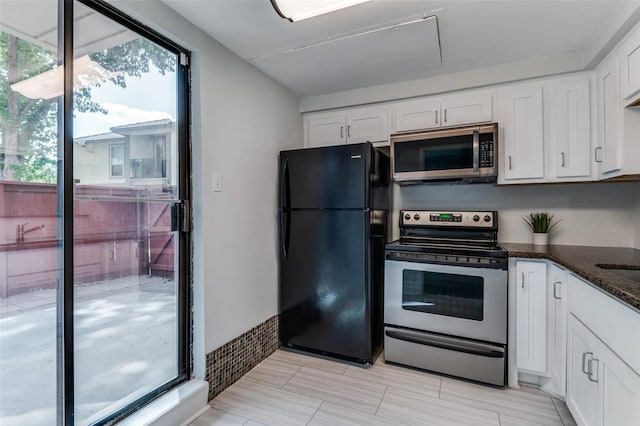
[113,1,302,378]
[394,181,638,247]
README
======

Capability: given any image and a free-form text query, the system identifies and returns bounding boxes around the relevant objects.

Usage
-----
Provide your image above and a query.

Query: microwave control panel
[479,136,494,168]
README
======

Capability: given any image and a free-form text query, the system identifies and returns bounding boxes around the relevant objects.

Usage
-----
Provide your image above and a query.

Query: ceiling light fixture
[270,0,372,22]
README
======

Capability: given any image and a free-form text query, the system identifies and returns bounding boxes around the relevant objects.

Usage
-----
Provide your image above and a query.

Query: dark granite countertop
[501,243,640,311]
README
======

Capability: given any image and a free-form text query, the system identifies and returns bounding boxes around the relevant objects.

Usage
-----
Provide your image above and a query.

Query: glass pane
[402,270,484,321]
[394,135,474,172]
[72,2,180,423]
[0,1,61,424]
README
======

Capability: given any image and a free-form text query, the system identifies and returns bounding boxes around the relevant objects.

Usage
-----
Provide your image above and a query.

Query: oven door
[384,259,507,344]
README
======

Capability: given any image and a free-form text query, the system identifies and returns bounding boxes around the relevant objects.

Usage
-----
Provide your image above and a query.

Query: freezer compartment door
[280,144,370,209]
[280,210,372,361]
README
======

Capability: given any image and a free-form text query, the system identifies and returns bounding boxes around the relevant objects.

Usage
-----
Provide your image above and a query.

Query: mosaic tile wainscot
[205,314,279,400]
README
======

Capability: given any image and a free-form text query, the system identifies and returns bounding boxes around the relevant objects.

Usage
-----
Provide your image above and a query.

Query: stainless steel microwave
[390,123,498,184]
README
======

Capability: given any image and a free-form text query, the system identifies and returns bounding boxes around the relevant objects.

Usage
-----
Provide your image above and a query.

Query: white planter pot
[532,233,549,246]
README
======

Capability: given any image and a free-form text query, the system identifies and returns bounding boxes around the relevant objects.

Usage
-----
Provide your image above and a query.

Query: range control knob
[473,215,480,222]
[414,214,421,221]
[484,215,492,222]
[404,213,411,220]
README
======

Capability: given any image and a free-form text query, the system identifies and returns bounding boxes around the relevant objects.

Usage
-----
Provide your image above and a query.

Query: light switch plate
[213,173,222,192]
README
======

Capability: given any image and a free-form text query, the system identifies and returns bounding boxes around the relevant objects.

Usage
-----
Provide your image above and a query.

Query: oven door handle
[385,329,505,358]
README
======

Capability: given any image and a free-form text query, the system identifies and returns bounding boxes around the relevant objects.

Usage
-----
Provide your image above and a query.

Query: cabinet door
[346,106,389,144]
[620,25,640,101]
[392,99,441,132]
[502,86,545,180]
[600,346,640,426]
[596,57,622,175]
[516,260,547,374]
[566,314,600,426]
[548,263,568,396]
[554,79,591,178]
[307,114,347,148]
[440,94,492,127]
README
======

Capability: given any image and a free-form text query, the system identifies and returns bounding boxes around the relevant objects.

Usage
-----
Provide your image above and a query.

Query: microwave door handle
[472,129,480,172]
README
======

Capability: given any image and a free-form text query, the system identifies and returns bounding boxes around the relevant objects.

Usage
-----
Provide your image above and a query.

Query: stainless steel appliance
[390,123,498,184]
[279,143,389,364]
[384,210,508,386]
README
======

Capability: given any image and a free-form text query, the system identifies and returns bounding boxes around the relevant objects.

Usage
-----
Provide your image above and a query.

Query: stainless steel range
[384,210,508,386]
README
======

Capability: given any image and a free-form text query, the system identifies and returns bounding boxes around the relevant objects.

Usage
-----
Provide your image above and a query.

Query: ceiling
[161,0,629,97]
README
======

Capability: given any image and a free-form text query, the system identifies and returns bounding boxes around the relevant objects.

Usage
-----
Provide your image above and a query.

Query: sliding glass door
[0,1,190,424]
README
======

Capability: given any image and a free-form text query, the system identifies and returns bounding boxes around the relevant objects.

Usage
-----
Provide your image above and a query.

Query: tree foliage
[0,31,175,182]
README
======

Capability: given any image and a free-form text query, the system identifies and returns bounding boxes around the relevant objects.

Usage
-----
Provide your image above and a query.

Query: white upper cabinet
[515,260,548,374]
[306,106,388,147]
[346,106,389,144]
[440,94,493,127]
[501,85,545,181]
[392,92,493,133]
[393,99,441,132]
[596,56,622,176]
[620,24,640,104]
[306,113,347,147]
[553,78,592,179]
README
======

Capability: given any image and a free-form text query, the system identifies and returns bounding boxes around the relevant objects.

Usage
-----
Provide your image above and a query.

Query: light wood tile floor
[192,350,577,426]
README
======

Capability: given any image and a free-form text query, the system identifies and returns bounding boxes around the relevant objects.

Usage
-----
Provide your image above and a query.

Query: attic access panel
[251,15,442,96]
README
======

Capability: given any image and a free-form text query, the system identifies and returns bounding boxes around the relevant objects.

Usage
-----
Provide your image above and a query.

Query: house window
[110,144,125,177]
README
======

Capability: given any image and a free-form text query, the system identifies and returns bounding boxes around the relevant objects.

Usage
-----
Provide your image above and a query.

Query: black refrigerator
[278,143,389,364]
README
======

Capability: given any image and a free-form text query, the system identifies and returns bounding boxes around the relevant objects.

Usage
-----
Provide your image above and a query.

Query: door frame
[57,1,192,424]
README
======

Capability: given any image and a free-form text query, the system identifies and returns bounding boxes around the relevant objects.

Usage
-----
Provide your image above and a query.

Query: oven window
[402,269,484,321]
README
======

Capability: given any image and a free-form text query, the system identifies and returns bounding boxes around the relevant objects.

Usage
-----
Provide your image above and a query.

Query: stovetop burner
[385,210,507,268]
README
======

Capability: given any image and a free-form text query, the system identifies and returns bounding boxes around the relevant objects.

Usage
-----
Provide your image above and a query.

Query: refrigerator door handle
[280,210,289,259]
[279,156,289,210]
[279,156,289,259]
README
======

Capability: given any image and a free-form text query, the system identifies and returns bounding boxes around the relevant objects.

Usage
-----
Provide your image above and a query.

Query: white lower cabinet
[567,314,640,426]
[547,263,568,396]
[566,273,640,426]
[515,260,548,374]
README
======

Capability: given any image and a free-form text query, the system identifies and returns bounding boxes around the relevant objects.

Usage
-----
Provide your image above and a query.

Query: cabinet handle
[595,147,603,163]
[521,272,525,288]
[561,152,566,167]
[340,126,344,138]
[587,358,599,383]
[435,110,438,124]
[444,109,447,123]
[508,156,513,170]
[553,281,562,300]
[347,125,351,138]
[582,351,593,374]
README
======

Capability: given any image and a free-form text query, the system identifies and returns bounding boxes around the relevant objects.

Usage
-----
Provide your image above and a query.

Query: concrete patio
[0,275,178,425]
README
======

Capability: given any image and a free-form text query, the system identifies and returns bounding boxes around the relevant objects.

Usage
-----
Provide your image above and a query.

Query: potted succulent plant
[523,212,561,246]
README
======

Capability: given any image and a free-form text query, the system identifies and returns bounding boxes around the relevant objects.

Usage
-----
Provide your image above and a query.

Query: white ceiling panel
[251,15,441,94]
[162,0,632,96]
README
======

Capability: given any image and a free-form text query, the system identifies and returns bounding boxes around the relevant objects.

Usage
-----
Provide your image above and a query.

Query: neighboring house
[74,118,176,187]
